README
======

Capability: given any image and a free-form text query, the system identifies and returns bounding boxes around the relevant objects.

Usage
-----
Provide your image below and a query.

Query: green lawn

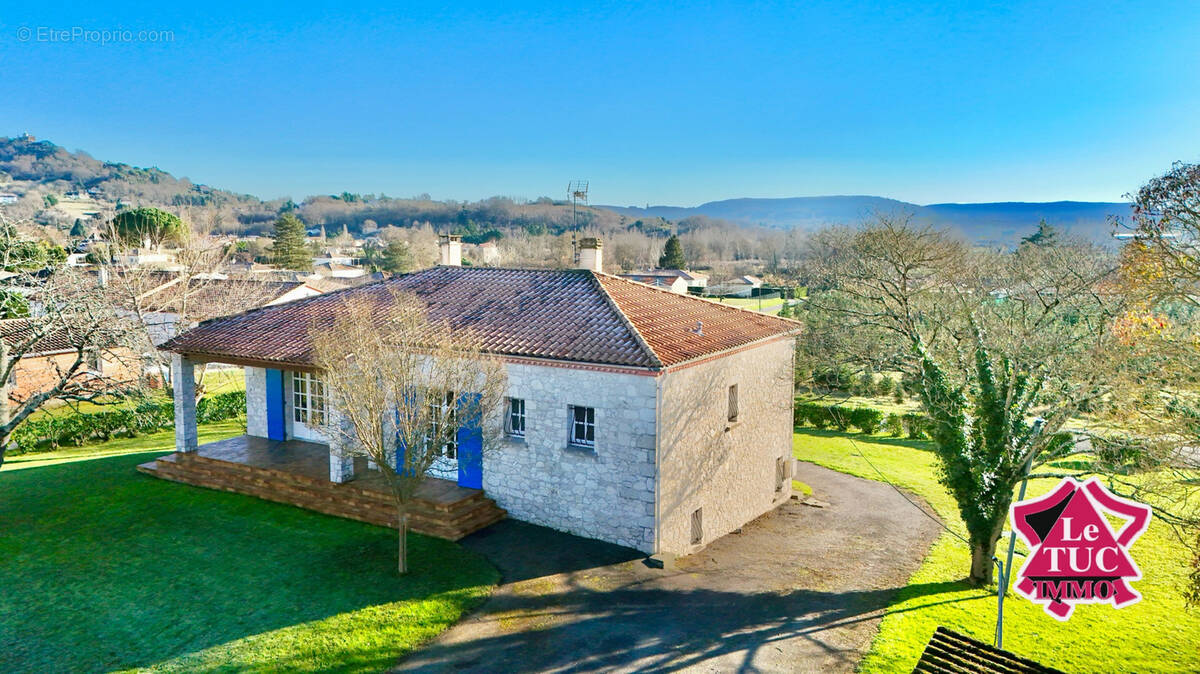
[794,428,1200,673]
[0,422,500,672]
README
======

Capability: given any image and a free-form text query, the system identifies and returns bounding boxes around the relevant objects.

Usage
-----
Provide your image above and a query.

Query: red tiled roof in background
[162,267,799,369]
[0,319,81,356]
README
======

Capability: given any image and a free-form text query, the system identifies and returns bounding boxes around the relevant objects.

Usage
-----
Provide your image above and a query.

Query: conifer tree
[658,235,686,269]
[269,214,312,271]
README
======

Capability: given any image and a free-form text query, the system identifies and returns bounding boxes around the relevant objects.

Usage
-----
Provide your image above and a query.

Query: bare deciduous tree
[0,218,144,467]
[310,289,506,574]
[104,225,288,399]
[803,216,1156,585]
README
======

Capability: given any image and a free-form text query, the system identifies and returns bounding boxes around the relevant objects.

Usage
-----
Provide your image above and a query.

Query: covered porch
[138,434,506,540]
[147,354,503,540]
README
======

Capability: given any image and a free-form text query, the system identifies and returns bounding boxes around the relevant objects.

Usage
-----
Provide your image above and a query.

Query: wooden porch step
[138,453,505,541]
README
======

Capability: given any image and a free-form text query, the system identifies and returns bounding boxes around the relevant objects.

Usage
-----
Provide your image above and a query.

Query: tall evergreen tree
[658,235,687,269]
[1021,219,1060,247]
[269,214,313,271]
[70,219,87,238]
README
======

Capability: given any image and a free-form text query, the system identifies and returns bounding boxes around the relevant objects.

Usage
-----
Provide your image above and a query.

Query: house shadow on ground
[397,463,969,673]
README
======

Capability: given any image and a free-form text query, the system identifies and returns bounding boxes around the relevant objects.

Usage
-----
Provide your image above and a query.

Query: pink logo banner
[1009,477,1152,620]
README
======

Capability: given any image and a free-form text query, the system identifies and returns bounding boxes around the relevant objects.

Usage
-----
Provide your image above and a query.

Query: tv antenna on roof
[568,180,589,263]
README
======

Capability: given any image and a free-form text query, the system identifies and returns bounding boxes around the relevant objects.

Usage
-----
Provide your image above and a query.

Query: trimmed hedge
[795,400,932,439]
[794,402,890,435]
[10,390,246,455]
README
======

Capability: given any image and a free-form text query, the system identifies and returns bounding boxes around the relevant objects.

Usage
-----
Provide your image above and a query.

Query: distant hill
[0,135,1131,245]
[602,196,1131,245]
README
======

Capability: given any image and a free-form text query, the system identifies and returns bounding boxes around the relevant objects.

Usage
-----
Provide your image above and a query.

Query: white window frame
[292,371,327,427]
[424,390,458,459]
[568,405,595,449]
[506,397,526,439]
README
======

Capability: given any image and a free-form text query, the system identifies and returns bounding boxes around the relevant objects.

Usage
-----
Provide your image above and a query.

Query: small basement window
[690,507,703,545]
[507,397,526,438]
[568,405,595,449]
[727,384,739,422]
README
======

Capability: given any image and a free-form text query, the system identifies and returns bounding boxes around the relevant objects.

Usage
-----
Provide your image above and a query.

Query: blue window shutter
[456,392,483,489]
[265,369,285,440]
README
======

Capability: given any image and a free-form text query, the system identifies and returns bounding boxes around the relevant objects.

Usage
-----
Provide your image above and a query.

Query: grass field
[0,421,499,672]
[712,296,790,315]
[794,428,1200,673]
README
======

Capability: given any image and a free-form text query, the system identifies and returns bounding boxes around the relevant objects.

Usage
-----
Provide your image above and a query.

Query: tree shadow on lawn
[397,578,975,673]
[0,452,497,672]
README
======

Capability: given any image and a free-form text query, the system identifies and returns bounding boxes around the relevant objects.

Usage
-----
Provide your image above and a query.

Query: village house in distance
[148,237,801,555]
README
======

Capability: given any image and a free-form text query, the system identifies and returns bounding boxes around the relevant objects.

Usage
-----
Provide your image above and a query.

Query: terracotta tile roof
[163,267,799,369]
[0,319,81,356]
[596,274,798,366]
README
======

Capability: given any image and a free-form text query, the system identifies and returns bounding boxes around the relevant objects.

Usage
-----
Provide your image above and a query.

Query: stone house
[158,239,800,555]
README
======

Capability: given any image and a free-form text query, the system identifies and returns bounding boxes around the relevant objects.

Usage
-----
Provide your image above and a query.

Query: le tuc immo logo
[1010,477,1152,620]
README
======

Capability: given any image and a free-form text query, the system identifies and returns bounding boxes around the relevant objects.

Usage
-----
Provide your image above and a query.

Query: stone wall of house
[244,366,268,438]
[656,338,795,555]
[484,361,659,552]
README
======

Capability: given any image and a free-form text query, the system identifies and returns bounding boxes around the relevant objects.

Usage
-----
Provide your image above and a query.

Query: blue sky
[2,1,1197,206]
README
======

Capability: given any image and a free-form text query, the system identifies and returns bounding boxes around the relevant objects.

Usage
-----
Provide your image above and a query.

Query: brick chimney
[577,237,603,273]
[438,234,462,266]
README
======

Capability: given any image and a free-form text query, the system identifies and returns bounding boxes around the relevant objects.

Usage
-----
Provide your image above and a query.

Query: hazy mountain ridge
[0,136,1130,245]
[602,196,1131,244]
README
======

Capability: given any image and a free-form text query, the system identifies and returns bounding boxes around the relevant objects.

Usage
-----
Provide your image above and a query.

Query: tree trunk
[397,505,409,575]
[970,538,998,586]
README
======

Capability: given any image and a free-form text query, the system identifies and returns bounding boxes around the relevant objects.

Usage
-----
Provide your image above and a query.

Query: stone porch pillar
[171,354,198,453]
[328,406,356,483]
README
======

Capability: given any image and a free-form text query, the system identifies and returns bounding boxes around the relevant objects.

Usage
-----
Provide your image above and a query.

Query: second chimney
[438,234,462,266]
[577,237,603,273]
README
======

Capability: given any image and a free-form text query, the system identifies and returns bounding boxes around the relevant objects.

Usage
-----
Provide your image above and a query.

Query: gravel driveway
[396,462,941,673]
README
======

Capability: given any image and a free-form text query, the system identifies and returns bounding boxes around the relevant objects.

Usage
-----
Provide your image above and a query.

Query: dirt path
[396,462,941,673]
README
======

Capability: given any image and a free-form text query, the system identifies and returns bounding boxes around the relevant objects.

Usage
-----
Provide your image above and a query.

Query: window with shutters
[690,507,703,545]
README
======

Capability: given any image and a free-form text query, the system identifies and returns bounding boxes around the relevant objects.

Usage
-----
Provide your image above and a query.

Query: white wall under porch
[244,365,355,483]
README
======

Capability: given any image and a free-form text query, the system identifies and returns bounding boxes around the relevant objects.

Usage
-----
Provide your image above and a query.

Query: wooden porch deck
[137,435,505,540]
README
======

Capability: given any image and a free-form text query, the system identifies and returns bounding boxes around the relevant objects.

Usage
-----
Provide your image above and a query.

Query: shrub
[10,390,246,455]
[813,366,853,392]
[876,375,895,397]
[849,407,884,434]
[854,372,876,396]
[827,405,852,431]
[884,413,904,436]
[901,412,930,439]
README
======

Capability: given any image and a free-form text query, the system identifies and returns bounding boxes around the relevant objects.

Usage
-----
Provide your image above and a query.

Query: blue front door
[265,369,286,440]
[455,392,483,489]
